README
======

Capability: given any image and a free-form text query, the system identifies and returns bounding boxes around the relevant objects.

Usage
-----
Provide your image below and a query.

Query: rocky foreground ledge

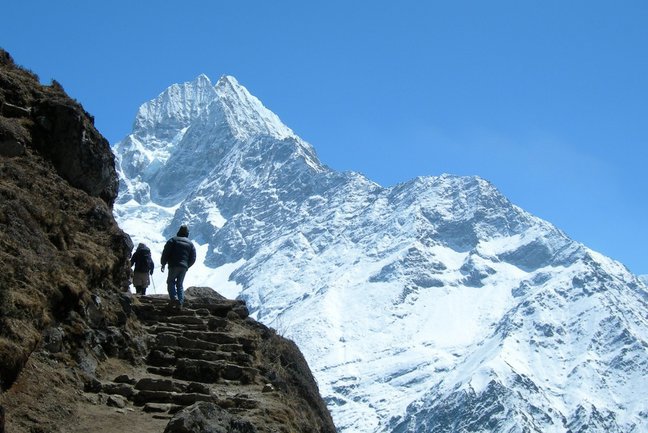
[1,287,336,433]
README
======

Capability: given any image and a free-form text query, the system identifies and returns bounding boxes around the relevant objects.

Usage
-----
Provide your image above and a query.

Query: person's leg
[166,270,177,301]
[175,268,188,305]
[133,272,142,295]
[135,286,143,295]
[142,274,149,296]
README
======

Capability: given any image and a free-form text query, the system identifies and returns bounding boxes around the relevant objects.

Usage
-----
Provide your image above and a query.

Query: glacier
[113,74,648,433]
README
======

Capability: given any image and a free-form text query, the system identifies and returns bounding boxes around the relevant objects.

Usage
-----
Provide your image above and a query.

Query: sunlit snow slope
[113,75,648,433]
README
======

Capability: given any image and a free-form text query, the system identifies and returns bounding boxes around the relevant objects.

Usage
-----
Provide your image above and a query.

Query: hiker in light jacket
[161,225,196,307]
[131,243,154,295]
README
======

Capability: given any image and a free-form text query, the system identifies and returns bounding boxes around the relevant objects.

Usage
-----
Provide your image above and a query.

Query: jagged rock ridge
[114,74,648,432]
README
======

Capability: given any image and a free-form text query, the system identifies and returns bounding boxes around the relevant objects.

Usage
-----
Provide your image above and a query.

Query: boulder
[42,327,64,353]
[164,402,256,433]
[107,394,127,409]
[184,287,226,304]
[114,374,137,385]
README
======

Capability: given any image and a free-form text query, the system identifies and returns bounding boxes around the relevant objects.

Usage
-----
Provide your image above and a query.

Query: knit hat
[177,225,189,237]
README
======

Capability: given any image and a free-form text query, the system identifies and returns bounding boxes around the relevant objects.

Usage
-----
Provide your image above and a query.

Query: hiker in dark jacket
[161,225,196,306]
[131,243,154,295]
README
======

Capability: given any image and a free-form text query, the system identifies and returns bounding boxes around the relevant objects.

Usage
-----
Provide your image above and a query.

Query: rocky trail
[87,296,258,416]
[72,294,325,432]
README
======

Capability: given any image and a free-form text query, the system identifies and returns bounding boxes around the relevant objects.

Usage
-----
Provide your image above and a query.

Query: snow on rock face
[214,75,297,141]
[113,74,218,196]
[392,251,648,432]
[113,75,648,433]
[133,74,216,138]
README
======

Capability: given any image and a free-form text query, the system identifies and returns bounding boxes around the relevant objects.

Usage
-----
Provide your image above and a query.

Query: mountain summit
[114,75,648,432]
[114,74,319,207]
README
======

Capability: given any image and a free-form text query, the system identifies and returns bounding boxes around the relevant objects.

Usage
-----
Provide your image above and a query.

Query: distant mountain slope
[113,74,648,432]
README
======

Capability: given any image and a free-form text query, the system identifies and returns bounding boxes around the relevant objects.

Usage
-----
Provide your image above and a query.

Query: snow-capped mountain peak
[113,74,219,184]
[115,74,322,208]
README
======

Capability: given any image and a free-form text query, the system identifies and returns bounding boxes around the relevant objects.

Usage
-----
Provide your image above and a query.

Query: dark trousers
[166,266,187,304]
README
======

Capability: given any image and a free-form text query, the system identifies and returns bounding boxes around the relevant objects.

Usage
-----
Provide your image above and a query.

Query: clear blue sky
[3,1,647,274]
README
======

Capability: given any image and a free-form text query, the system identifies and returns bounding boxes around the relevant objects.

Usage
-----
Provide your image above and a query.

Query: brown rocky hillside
[0,49,336,433]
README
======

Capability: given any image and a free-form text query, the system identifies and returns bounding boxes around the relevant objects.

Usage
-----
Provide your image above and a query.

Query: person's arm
[161,241,170,271]
[188,244,196,268]
[148,255,155,275]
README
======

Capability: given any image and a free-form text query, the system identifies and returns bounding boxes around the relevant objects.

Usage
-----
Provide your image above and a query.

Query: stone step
[192,308,216,317]
[147,349,176,367]
[137,297,247,316]
[147,366,175,377]
[160,335,244,353]
[145,323,211,333]
[218,395,260,411]
[207,317,228,331]
[171,347,253,366]
[173,359,258,384]
[133,304,199,320]
[141,315,207,326]
[98,382,136,399]
[135,378,185,393]
[147,339,250,366]
[133,300,249,321]
[154,332,181,348]
[144,324,184,334]
[133,390,215,406]
[152,330,256,352]
[151,329,242,343]
[135,296,171,306]
[146,344,254,366]
[134,378,212,395]
[181,330,238,344]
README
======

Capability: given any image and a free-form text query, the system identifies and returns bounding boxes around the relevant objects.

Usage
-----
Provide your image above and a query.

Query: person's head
[177,225,189,237]
[137,242,146,249]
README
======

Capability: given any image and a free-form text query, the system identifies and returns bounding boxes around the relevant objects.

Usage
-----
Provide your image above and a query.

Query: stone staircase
[85,295,269,420]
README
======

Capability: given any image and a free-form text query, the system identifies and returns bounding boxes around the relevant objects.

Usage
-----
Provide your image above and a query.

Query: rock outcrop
[0,48,133,392]
[0,50,335,433]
